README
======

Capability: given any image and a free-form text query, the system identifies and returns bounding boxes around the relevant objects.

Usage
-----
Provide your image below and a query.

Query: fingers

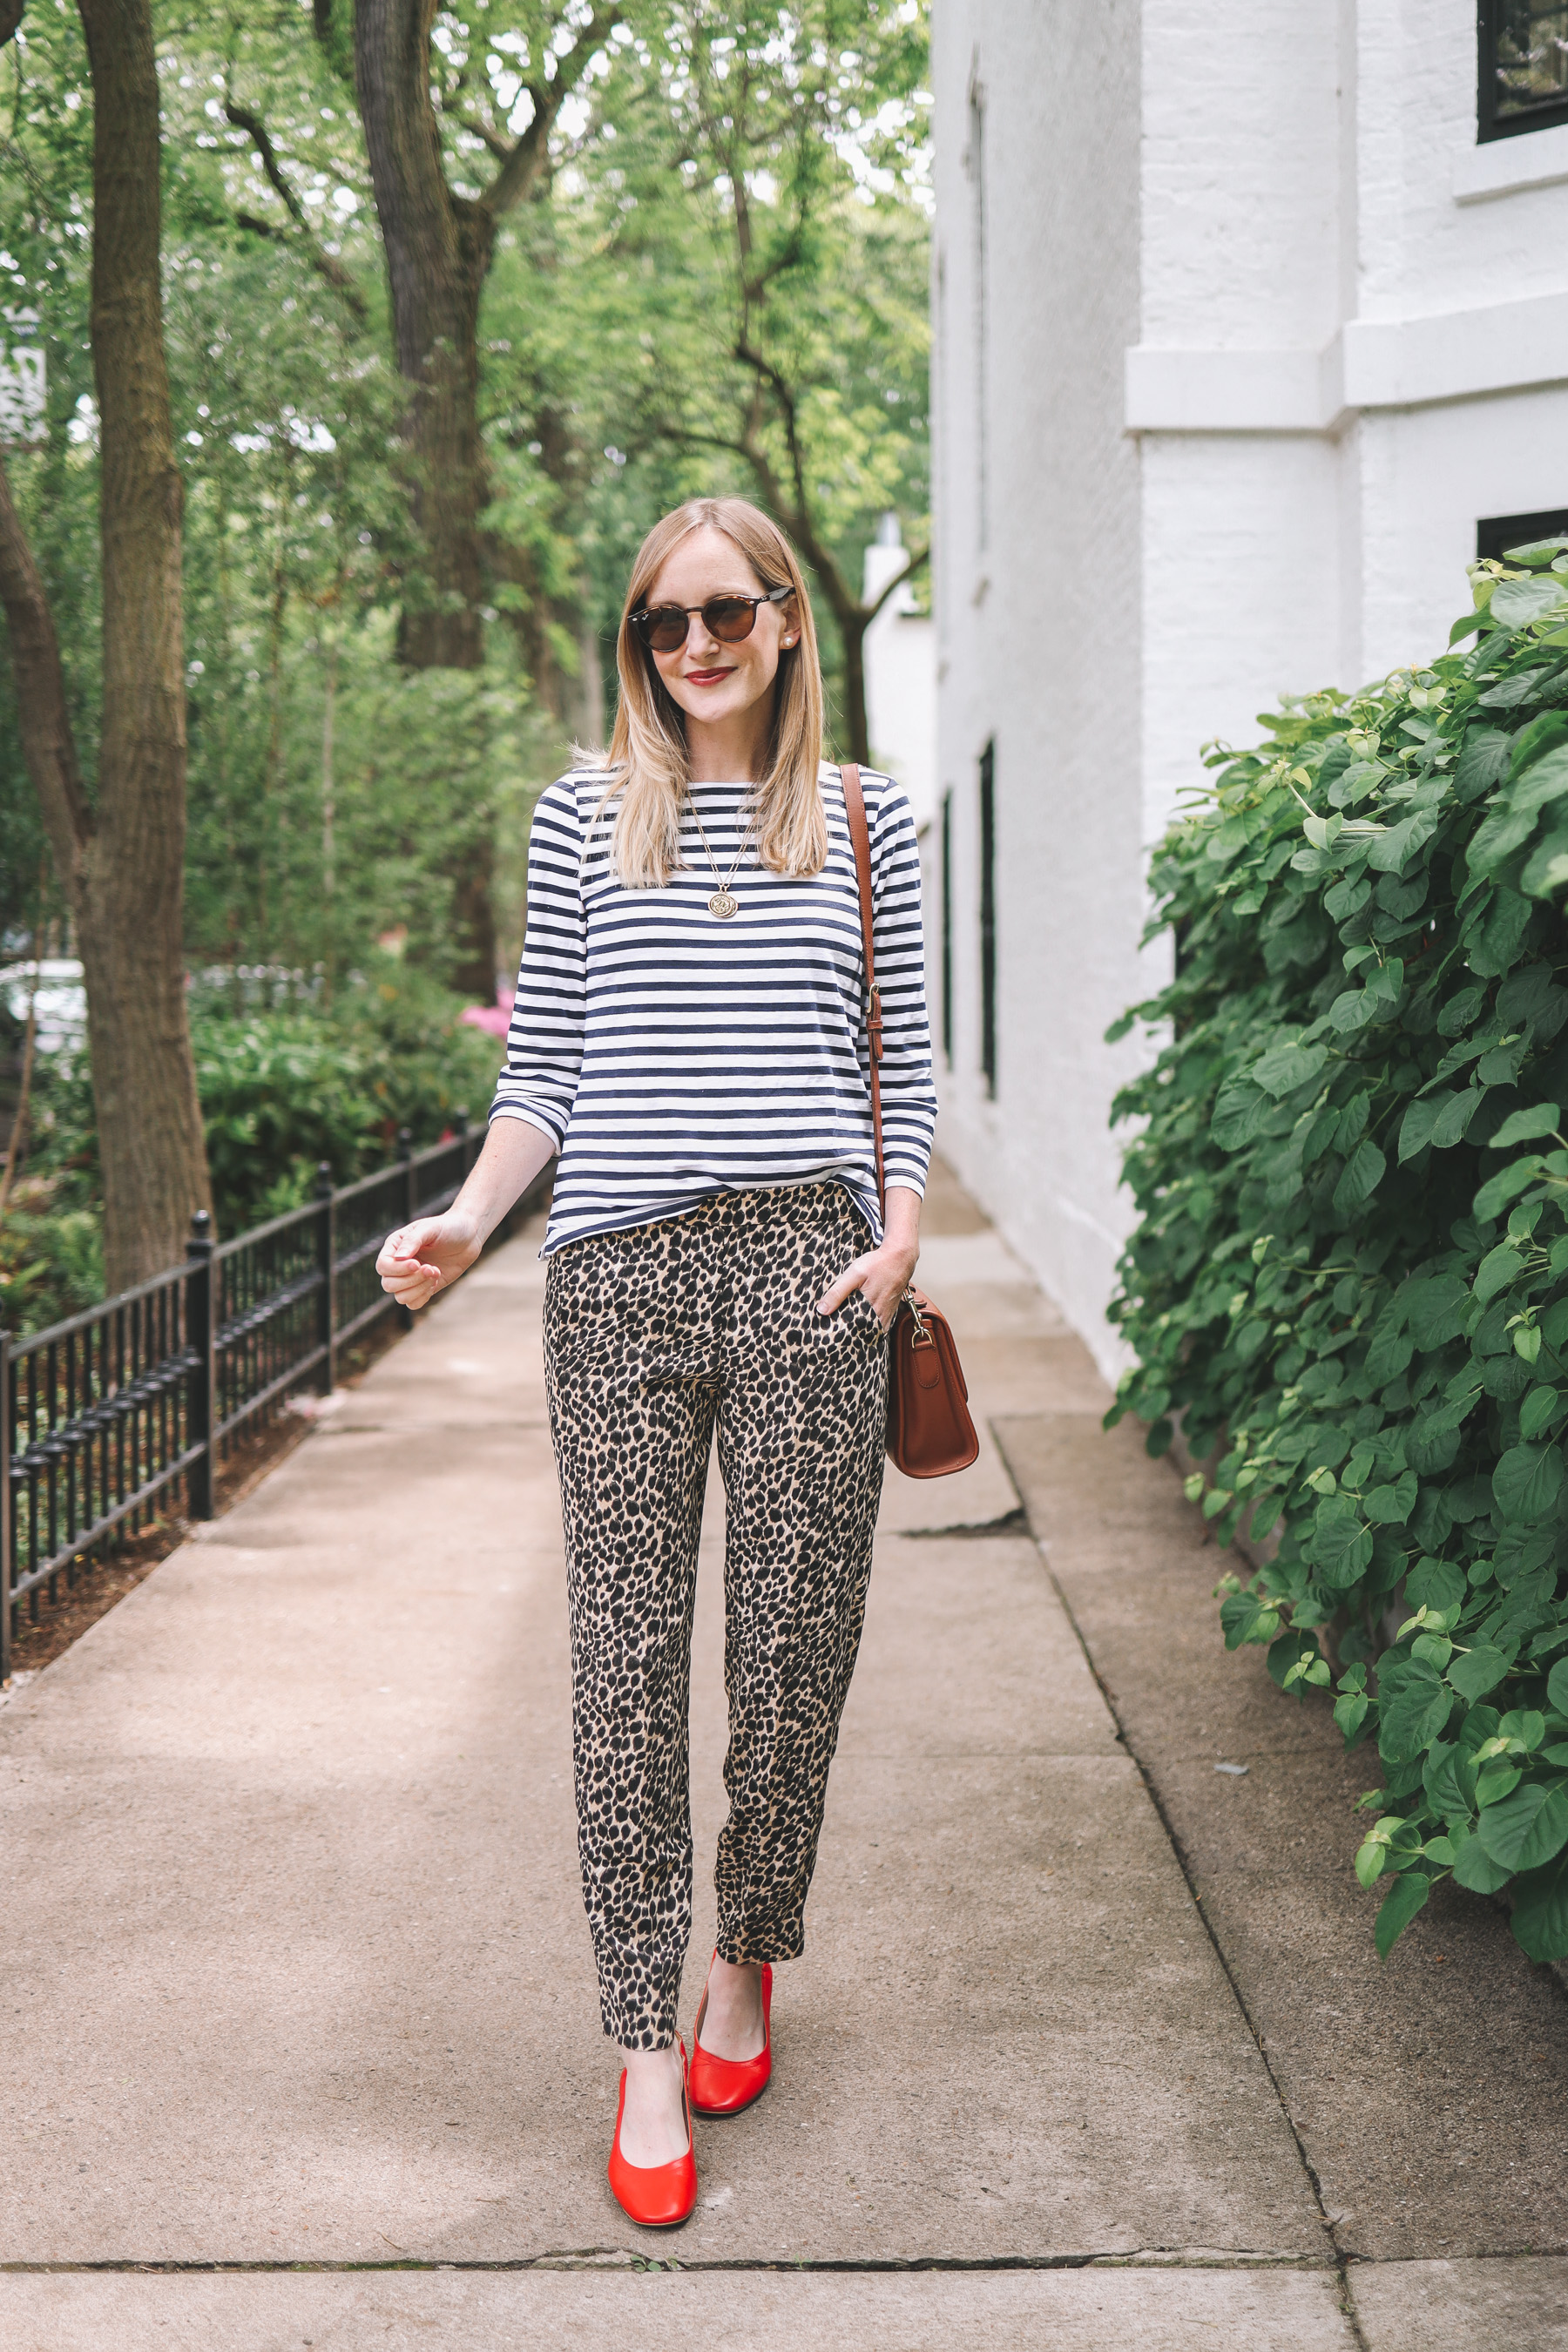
[817,1254,872,1315]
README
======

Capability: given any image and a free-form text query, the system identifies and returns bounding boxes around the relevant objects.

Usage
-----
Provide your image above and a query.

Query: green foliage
[6,967,502,1330]
[192,962,505,1233]
[1106,536,1568,1960]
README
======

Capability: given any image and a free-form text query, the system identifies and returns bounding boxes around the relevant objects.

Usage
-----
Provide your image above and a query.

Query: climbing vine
[1106,534,1568,1961]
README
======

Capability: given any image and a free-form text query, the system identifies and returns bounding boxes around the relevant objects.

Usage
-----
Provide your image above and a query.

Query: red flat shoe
[607,2038,697,2230]
[688,1958,772,2117]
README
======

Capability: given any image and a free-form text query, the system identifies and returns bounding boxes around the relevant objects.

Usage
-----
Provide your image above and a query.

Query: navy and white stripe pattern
[490,764,937,1258]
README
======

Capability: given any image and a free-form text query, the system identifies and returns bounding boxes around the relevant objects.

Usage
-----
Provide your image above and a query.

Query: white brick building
[929,1,1568,1375]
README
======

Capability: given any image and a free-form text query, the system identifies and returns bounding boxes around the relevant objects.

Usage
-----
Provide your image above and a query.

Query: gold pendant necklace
[686,795,754,922]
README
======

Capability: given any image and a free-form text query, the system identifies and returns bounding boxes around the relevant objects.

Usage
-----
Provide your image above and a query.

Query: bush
[1106,534,1568,1963]
[193,958,504,1233]
[5,959,504,1328]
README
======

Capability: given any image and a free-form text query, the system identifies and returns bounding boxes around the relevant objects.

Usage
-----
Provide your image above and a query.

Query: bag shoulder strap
[840,761,886,1214]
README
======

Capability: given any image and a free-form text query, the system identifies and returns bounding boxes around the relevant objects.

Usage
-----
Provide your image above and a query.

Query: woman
[375,496,936,2227]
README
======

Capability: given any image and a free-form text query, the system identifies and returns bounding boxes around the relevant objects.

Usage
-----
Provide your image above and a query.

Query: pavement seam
[996,1430,1374,2352]
[0,2253,1345,2274]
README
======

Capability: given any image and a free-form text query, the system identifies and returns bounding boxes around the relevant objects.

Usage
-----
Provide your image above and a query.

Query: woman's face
[640,526,798,740]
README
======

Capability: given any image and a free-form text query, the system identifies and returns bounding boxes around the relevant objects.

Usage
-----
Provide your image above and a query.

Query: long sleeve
[864,774,937,1196]
[488,775,588,1151]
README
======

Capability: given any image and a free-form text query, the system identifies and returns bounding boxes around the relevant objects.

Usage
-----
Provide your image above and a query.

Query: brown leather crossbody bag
[840,763,980,1480]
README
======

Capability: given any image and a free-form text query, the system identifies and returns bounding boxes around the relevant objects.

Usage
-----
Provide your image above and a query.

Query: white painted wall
[931,0,1146,1362]
[932,0,1568,1379]
[862,522,937,831]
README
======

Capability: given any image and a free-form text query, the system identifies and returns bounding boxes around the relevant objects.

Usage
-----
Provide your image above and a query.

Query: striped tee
[489,764,938,1257]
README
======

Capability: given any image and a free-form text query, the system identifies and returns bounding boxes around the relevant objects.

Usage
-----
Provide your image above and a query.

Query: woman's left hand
[818,1236,919,1333]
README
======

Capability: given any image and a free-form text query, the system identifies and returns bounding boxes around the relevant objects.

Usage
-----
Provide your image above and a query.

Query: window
[1479,1,1568,142]
[940,789,954,1069]
[1477,506,1568,561]
[978,740,997,1099]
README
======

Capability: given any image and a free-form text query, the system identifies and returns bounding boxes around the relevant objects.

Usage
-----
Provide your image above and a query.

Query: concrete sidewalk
[0,1164,1563,2348]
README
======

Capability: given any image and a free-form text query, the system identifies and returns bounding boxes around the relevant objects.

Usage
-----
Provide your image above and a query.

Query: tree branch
[863,542,929,625]
[476,5,617,222]
[226,100,367,318]
[0,454,92,891]
[0,2,23,46]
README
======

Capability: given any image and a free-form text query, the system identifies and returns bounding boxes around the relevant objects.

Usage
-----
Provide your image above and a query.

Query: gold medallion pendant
[708,889,739,921]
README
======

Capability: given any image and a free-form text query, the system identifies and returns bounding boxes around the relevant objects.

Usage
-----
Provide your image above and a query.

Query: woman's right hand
[375,1212,483,1311]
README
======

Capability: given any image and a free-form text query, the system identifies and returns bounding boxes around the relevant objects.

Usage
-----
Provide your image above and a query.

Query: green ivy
[1105,533,1568,1962]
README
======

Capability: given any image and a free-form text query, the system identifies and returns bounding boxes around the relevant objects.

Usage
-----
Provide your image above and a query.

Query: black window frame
[1478,0,1568,143]
[1477,506,1568,562]
[978,740,997,1100]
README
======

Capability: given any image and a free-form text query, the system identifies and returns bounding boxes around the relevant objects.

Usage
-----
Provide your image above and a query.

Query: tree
[348,0,612,669]
[0,0,210,1288]
[573,1,931,760]
[340,0,620,990]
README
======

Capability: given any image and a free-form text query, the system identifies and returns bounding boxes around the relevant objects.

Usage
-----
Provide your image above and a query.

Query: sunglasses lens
[639,608,689,652]
[705,598,760,642]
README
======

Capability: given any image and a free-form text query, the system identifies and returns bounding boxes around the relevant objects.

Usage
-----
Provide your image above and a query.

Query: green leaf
[1211,1072,1272,1150]
[1404,1273,1471,1349]
[1492,1440,1565,1524]
[1502,536,1568,569]
[1475,1157,1548,1221]
[1547,1657,1568,1715]
[1511,1852,1568,1962]
[1450,1823,1514,1892]
[1431,1088,1482,1148]
[1424,1740,1478,1822]
[1490,1103,1562,1150]
[1468,886,1533,977]
[1474,1243,1525,1304]
[1455,731,1512,803]
[1310,1495,1374,1592]
[1377,1658,1450,1760]
[1519,1385,1563,1441]
[1368,810,1440,875]
[1335,1691,1371,1743]
[1253,1038,1330,1098]
[1476,1781,1568,1873]
[1375,1869,1432,1957]
[1449,1645,1512,1701]
[1490,575,1568,630]
[1519,828,1568,896]
[1219,1591,1279,1650]
[1267,1628,1322,1693]
[1363,1470,1418,1525]
[1333,1139,1386,1218]
[1408,1556,1467,1613]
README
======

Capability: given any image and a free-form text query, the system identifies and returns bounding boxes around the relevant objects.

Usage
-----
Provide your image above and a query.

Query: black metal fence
[1,1119,548,1680]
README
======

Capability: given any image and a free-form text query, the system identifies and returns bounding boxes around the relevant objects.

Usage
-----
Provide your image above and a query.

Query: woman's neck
[685,703,772,783]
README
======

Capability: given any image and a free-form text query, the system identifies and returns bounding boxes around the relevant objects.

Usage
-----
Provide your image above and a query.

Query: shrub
[5,960,504,1328]
[1105,534,1568,1963]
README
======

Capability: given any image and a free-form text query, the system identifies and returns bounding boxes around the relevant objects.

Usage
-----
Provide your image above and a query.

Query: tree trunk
[354,0,491,671]
[78,0,210,1285]
[0,0,212,1294]
[839,612,870,766]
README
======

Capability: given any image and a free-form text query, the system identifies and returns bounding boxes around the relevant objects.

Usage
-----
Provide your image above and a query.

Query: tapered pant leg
[713,1194,889,1963]
[544,1231,719,2051]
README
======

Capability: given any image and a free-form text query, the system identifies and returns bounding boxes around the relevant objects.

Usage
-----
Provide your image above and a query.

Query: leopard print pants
[543,1182,889,2050]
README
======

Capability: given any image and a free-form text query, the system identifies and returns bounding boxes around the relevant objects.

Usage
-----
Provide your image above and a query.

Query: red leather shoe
[688,1959,772,2117]
[607,2038,697,2230]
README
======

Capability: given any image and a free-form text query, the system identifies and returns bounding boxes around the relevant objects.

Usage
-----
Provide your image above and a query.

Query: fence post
[1,1327,11,1686]
[186,1210,217,1522]
[455,1105,471,1185]
[397,1127,416,1331]
[315,1160,336,1396]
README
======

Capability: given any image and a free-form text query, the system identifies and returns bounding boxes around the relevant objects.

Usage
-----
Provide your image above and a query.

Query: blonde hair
[591,497,828,889]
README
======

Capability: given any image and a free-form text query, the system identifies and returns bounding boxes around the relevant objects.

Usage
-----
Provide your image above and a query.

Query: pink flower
[460,986,514,1040]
